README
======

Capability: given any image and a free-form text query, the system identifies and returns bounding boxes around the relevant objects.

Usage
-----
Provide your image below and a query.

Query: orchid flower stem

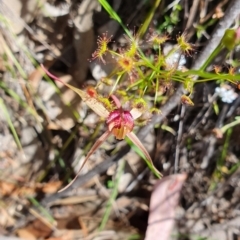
[110,74,122,95]
[154,79,159,105]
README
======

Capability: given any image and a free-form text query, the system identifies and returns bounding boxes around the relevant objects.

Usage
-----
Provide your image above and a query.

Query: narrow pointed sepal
[58,130,111,192]
[127,132,162,178]
[41,64,110,118]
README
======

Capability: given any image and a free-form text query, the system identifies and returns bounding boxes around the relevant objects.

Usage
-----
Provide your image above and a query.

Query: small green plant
[158,3,182,33]
[210,116,240,188]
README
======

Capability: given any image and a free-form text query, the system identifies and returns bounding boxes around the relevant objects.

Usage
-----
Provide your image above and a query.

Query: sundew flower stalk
[41,65,162,192]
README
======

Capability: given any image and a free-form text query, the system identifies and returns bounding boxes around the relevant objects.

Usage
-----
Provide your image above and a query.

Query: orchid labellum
[41,65,162,192]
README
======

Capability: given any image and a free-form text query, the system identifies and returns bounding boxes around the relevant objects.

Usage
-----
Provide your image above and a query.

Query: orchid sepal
[127,132,162,178]
[41,64,110,119]
[58,130,111,192]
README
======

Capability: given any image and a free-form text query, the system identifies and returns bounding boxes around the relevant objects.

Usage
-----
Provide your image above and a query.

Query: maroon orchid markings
[106,95,134,140]
[41,65,162,192]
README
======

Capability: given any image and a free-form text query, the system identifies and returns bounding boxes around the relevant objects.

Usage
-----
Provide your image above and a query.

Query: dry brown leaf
[145,174,187,240]
[47,229,84,240]
[0,207,16,227]
[39,181,62,194]
[78,217,89,237]
[17,228,37,240]
[0,181,16,196]
[0,181,38,197]
[17,219,52,239]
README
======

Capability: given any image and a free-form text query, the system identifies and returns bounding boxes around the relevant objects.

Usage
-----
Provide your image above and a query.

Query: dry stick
[185,0,200,31]
[41,0,240,204]
[188,93,218,133]
[0,1,62,62]
[201,104,229,169]
[226,95,240,118]
[42,145,131,205]
[174,105,186,173]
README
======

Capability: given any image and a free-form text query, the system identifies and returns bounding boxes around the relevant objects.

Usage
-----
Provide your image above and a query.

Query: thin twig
[174,105,186,173]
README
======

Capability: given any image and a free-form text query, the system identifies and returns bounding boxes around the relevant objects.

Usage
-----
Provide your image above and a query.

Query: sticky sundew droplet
[147,32,169,46]
[177,33,194,56]
[118,55,135,73]
[132,98,147,111]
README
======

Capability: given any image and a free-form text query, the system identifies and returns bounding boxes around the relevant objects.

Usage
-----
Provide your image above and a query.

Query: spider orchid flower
[41,65,162,192]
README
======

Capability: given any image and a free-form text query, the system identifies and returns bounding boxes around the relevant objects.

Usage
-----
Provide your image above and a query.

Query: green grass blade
[137,0,162,38]
[28,196,55,223]
[99,159,125,231]
[98,0,132,38]
[0,97,22,150]
[1,39,27,79]
[0,81,39,118]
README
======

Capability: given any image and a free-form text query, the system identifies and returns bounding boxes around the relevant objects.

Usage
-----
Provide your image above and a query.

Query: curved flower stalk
[41,65,162,192]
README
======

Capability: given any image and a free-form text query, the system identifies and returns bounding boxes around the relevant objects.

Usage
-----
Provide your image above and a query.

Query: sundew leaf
[41,64,110,119]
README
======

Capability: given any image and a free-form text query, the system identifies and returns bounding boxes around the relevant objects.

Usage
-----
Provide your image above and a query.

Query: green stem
[137,0,162,38]
[199,43,224,71]
[98,0,132,38]
[220,116,240,134]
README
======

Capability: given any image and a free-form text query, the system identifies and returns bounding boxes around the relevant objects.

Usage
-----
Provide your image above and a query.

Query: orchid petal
[107,109,134,140]
[130,107,144,120]
[110,95,122,109]
[59,130,111,192]
[127,132,162,177]
[41,64,110,119]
